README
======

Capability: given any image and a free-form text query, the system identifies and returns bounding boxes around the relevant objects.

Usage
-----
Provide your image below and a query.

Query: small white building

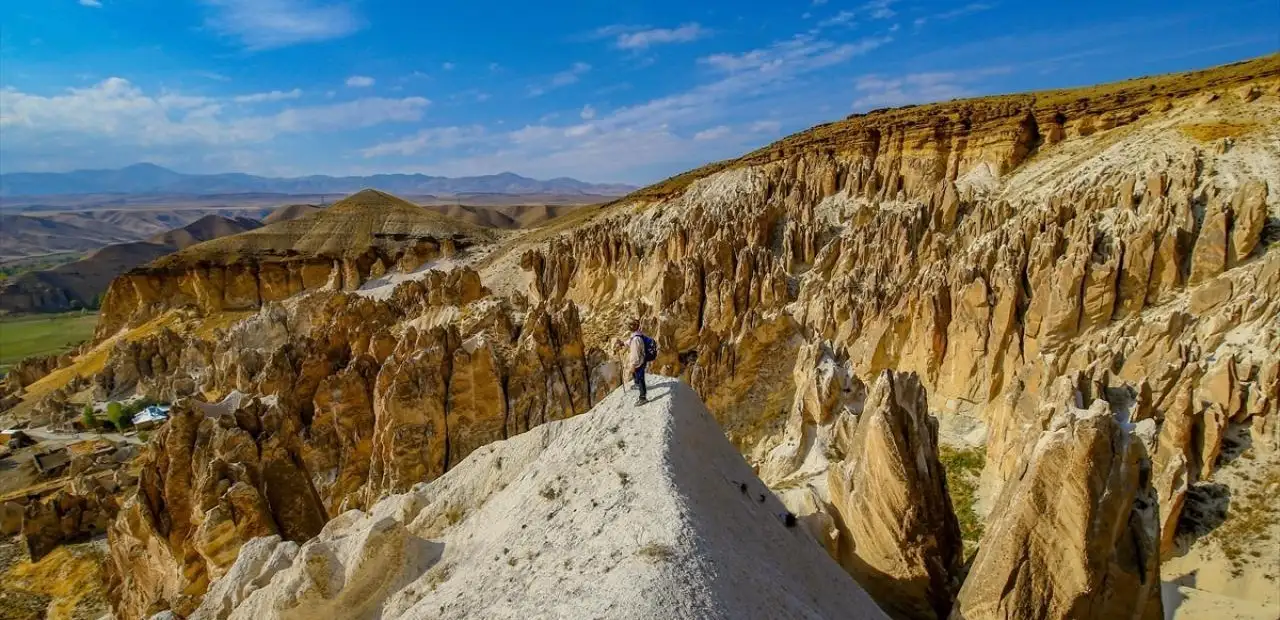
[132,404,171,430]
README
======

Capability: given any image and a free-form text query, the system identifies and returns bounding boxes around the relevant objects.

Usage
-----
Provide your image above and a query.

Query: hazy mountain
[0,163,636,198]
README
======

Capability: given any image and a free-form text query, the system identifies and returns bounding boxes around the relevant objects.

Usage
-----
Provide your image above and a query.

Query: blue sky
[1,0,1276,184]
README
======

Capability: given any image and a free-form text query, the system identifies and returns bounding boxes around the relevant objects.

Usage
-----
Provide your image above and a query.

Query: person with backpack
[620,319,656,404]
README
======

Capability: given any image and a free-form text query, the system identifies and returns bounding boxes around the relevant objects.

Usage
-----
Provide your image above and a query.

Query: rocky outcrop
[951,393,1162,620]
[103,269,617,618]
[68,56,1280,618]
[22,478,121,561]
[106,397,326,619]
[184,377,889,620]
[827,371,963,620]
[2,351,74,394]
[93,190,490,340]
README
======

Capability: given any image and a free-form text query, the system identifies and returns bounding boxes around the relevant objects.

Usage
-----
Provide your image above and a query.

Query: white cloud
[580,104,596,120]
[360,125,485,158]
[817,11,855,29]
[195,71,232,82]
[555,62,592,85]
[700,34,890,73]
[250,96,428,133]
[615,23,708,50]
[850,67,1010,109]
[79,0,103,7]
[862,0,899,19]
[362,31,890,181]
[158,93,216,109]
[233,88,303,103]
[345,75,375,88]
[693,125,731,141]
[529,62,592,97]
[750,120,782,133]
[201,0,363,50]
[442,62,456,71]
[0,78,428,169]
[913,3,994,28]
[564,123,595,138]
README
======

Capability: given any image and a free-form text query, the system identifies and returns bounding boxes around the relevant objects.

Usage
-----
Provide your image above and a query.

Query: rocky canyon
[2,54,1278,620]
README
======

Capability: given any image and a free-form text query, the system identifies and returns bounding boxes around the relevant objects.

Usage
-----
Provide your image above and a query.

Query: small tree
[81,404,96,431]
[106,401,126,433]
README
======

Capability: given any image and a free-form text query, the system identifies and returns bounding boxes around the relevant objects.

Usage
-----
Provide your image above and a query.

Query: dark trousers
[632,365,647,400]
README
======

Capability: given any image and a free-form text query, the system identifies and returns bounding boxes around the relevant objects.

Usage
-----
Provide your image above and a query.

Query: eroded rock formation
[952,388,1162,620]
[826,371,963,620]
[5,55,1270,618]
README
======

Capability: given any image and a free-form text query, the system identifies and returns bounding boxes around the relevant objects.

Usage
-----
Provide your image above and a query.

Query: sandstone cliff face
[93,189,489,340]
[49,56,1280,618]
[21,479,121,562]
[951,388,1162,620]
[826,371,963,620]
[184,377,890,620]
[102,267,613,618]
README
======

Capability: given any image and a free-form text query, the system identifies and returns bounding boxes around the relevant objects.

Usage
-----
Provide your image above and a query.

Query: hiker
[619,319,656,404]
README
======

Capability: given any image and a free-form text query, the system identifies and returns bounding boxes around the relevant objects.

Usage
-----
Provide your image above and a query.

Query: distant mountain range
[0,163,637,198]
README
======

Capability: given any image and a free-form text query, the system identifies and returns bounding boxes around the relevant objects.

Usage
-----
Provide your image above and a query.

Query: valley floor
[0,313,97,375]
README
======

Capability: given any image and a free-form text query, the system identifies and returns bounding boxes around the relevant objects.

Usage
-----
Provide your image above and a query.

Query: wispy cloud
[587,23,710,50]
[580,104,596,120]
[850,66,1011,109]
[528,62,592,97]
[862,0,899,19]
[360,32,890,180]
[0,78,427,153]
[442,62,456,71]
[200,0,363,50]
[79,0,103,8]
[914,3,994,28]
[817,11,856,29]
[360,125,484,158]
[700,34,890,72]
[750,120,782,133]
[194,71,232,82]
[234,88,303,103]
[616,24,709,50]
[345,75,375,87]
[693,125,731,141]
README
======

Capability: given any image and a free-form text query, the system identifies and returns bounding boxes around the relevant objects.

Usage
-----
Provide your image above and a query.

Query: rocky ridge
[3,55,1279,619]
[183,376,888,620]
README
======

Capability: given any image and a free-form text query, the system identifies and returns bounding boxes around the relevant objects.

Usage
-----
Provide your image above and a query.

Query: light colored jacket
[627,331,645,370]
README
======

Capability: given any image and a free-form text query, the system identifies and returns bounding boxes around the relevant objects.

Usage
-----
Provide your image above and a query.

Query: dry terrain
[1,55,1278,620]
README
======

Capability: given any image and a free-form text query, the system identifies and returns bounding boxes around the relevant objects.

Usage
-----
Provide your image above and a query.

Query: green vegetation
[81,404,97,431]
[0,253,83,282]
[939,444,987,560]
[0,311,99,375]
[99,398,161,433]
[105,402,126,433]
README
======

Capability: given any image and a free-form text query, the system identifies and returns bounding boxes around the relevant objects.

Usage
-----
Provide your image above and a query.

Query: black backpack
[640,334,658,363]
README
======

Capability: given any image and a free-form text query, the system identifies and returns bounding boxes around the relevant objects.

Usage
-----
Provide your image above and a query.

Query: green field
[0,312,99,374]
